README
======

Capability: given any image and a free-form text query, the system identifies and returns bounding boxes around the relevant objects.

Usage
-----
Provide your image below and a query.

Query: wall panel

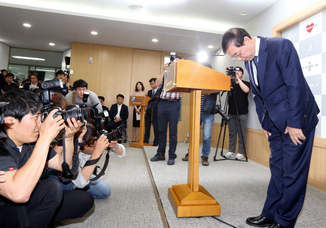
[70,42,103,94]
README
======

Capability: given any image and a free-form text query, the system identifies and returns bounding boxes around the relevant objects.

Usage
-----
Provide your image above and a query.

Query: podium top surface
[129,96,150,106]
[165,59,230,94]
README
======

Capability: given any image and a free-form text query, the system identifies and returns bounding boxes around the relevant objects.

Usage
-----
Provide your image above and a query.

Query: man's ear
[4,116,15,128]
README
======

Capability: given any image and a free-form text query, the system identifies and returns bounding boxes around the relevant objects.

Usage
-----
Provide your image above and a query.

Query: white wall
[0,42,9,70]
[211,0,321,130]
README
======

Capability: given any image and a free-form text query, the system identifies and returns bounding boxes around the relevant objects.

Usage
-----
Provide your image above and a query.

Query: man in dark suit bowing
[143,78,159,146]
[222,28,319,228]
[106,94,129,132]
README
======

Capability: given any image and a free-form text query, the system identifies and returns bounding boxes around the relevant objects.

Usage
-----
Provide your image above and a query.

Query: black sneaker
[167,158,175,165]
[150,154,165,162]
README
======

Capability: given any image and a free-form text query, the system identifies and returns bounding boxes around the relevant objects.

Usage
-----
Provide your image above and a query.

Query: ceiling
[0,0,279,56]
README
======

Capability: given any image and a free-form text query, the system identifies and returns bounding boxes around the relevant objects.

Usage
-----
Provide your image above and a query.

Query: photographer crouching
[0,89,94,228]
[224,66,251,160]
[45,93,126,199]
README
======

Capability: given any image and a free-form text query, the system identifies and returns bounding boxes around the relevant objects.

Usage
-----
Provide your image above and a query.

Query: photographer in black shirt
[0,89,93,228]
[224,66,251,160]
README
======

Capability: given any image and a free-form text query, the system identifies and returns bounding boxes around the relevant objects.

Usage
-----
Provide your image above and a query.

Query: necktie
[252,56,259,87]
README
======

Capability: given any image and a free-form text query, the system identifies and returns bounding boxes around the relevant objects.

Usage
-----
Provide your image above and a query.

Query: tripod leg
[213,120,225,160]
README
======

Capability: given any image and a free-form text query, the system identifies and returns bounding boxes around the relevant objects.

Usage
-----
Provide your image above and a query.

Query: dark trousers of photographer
[228,114,247,154]
[0,179,94,228]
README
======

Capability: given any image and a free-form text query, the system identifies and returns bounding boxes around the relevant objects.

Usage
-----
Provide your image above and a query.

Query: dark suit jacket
[109,103,129,123]
[244,37,319,133]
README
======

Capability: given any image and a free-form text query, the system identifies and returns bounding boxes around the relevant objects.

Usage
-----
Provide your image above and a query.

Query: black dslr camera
[40,79,97,130]
[98,125,127,142]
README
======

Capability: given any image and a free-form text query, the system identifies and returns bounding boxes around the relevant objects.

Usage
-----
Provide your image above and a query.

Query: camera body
[40,79,97,132]
[98,125,127,142]
[226,67,236,79]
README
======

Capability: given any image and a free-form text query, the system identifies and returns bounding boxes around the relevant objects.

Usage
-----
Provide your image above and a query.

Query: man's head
[28,73,38,85]
[55,70,65,81]
[222,28,255,62]
[98,96,105,106]
[5,73,14,84]
[63,74,69,84]
[149,78,157,89]
[1,89,43,146]
[1,69,7,76]
[116,94,124,105]
[234,66,244,79]
[73,79,88,99]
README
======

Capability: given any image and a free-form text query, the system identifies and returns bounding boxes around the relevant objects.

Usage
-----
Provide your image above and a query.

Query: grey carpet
[55,143,326,228]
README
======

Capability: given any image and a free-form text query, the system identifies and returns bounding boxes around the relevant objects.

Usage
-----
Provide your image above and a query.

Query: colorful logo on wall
[302,61,319,72]
[306,23,314,33]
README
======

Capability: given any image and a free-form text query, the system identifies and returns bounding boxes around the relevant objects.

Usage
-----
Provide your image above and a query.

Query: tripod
[213,85,248,162]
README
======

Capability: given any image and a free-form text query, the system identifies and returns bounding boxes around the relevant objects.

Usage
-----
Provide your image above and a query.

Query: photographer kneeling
[0,89,94,228]
[46,123,126,199]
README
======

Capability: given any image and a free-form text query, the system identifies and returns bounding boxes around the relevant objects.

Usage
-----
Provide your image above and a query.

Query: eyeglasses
[232,46,243,60]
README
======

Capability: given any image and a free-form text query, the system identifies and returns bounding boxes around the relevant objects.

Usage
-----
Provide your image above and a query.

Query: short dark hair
[0,89,43,122]
[73,79,88,90]
[221,28,252,53]
[5,73,14,78]
[135,81,144,92]
[1,69,7,74]
[28,73,38,79]
[235,66,244,74]
[55,70,65,77]
[80,124,98,150]
[149,78,156,83]
[117,94,124,99]
[98,96,105,101]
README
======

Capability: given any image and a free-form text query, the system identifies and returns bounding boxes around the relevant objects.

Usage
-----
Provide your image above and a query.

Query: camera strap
[83,152,110,181]
[61,134,79,179]
[72,92,76,104]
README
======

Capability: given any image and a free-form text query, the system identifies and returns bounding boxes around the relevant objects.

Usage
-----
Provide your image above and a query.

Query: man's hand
[93,134,110,156]
[38,109,65,144]
[0,171,6,183]
[284,126,306,145]
[65,118,82,139]
[262,128,271,140]
[114,117,122,122]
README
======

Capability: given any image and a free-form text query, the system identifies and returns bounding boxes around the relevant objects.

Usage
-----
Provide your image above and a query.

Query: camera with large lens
[40,79,97,131]
[98,125,127,142]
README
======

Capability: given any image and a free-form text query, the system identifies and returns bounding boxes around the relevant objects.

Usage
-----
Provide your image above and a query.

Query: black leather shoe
[246,215,274,227]
[268,222,285,228]
[150,154,165,161]
[167,158,175,165]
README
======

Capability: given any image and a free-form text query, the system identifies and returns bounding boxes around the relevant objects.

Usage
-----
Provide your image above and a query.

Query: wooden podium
[129,96,152,148]
[165,59,230,217]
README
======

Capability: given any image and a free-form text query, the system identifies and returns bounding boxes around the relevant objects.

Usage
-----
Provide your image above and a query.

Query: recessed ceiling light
[12,56,45,61]
[23,23,31,28]
[49,43,55,46]
[152,39,158,42]
[91,31,98,35]
[208,45,214,49]
[239,11,248,16]
[128,5,142,10]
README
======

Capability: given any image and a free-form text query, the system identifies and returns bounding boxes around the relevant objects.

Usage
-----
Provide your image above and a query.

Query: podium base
[129,142,153,148]
[168,184,221,217]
